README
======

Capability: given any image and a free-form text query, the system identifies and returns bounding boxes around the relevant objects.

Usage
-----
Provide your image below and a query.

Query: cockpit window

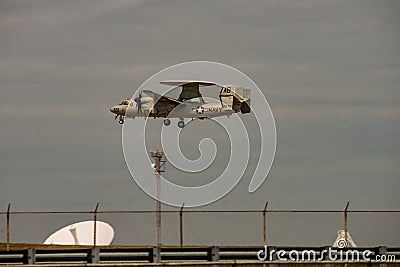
[120,100,130,105]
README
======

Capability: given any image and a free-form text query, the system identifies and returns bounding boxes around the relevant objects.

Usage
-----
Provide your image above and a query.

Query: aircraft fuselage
[110,98,233,120]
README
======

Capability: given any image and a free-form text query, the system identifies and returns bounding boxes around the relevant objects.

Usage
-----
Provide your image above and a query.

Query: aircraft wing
[143,90,182,117]
[143,90,182,105]
[160,80,217,101]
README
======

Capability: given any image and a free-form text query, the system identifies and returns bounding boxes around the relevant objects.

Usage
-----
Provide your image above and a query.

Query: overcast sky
[0,0,399,246]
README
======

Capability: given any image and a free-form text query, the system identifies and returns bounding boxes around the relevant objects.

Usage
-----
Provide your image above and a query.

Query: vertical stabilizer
[219,85,251,113]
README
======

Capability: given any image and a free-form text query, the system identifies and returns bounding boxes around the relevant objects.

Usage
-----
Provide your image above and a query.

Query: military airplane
[110,80,250,128]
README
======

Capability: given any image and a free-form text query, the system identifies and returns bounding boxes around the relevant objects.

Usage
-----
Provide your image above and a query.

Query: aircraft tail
[219,85,251,114]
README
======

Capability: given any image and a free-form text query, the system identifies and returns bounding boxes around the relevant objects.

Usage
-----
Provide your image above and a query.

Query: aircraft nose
[110,106,119,114]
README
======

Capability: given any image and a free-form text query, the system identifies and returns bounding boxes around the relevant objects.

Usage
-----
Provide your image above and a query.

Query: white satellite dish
[44,221,114,246]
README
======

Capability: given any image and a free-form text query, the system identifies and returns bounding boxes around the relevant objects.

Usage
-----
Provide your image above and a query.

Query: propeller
[134,90,143,116]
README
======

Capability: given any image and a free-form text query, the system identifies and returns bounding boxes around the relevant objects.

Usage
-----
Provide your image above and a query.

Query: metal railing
[0,246,399,265]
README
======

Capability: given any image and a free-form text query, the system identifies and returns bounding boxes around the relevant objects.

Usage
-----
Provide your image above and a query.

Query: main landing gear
[164,118,185,128]
[178,119,185,128]
[116,115,124,124]
[163,119,171,126]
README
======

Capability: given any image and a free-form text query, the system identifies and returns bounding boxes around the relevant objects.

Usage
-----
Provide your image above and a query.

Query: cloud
[0,0,142,26]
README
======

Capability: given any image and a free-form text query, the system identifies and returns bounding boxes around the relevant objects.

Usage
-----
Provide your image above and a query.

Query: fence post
[23,248,36,264]
[88,247,100,263]
[6,204,10,251]
[151,246,161,263]
[378,246,387,267]
[263,202,268,245]
[269,246,277,267]
[344,202,350,245]
[180,203,184,246]
[324,246,332,267]
[93,203,99,247]
[208,246,220,267]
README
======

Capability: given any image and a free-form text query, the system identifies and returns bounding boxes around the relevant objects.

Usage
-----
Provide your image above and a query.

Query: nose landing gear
[118,115,124,124]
